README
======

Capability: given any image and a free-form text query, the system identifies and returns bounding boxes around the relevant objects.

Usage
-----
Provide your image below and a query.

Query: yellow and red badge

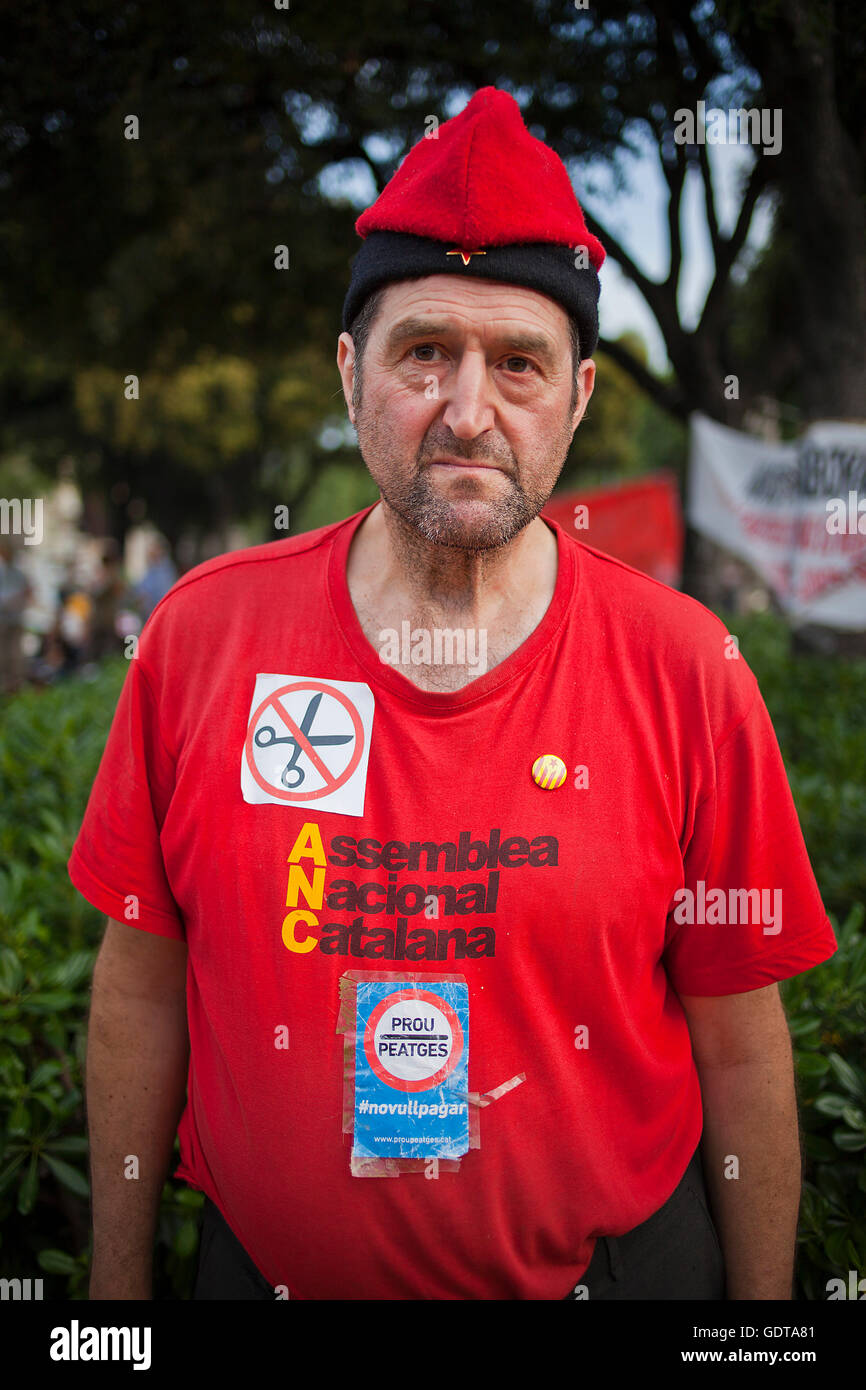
[531,754,567,789]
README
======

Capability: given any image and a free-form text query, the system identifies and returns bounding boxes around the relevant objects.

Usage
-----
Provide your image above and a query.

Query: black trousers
[192,1144,725,1300]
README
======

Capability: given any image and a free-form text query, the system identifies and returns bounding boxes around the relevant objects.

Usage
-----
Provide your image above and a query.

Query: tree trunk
[728,0,866,421]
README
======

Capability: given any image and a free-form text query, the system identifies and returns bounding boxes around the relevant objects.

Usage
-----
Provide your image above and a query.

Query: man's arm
[86,918,189,1300]
[677,982,802,1300]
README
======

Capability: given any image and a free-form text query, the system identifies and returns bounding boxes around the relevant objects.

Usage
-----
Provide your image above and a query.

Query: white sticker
[368,995,460,1089]
[241,673,374,817]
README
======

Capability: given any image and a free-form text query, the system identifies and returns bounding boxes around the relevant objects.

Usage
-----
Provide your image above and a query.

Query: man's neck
[345,500,559,691]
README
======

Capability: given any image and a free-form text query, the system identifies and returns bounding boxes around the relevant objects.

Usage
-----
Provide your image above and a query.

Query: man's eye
[408,346,533,372]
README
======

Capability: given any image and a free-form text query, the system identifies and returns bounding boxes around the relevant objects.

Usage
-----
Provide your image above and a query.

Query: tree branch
[660,135,688,292]
[581,207,666,322]
[695,139,722,263]
[698,155,769,333]
[597,336,687,420]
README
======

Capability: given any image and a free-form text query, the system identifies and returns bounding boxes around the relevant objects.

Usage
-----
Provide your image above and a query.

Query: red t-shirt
[68,503,837,1299]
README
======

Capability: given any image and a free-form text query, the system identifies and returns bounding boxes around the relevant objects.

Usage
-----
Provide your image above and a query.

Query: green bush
[723,610,866,1298]
[0,660,201,1299]
[782,903,866,1299]
[725,609,866,925]
[1,610,864,1300]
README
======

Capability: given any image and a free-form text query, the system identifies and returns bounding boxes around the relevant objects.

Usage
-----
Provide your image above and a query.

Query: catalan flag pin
[532,754,567,789]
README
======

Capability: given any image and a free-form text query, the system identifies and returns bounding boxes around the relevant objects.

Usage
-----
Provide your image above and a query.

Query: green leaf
[0,947,25,997]
[42,1153,90,1197]
[21,991,76,1012]
[174,1187,204,1209]
[832,1129,866,1152]
[813,1093,850,1118]
[44,950,96,991]
[828,1051,864,1099]
[788,1015,822,1039]
[174,1218,199,1259]
[37,1248,80,1275]
[18,1154,39,1214]
[825,1228,851,1267]
[796,1053,831,1076]
[29,1059,63,1089]
[816,1166,849,1210]
[0,1151,26,1194]
[44,1136,89,1156]
[7,1100,30,1135]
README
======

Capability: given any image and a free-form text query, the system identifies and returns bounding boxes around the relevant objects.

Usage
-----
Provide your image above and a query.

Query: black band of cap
[342,230,601,356]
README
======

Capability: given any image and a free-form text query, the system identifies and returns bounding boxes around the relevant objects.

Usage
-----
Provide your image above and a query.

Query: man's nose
[440,350,496,439]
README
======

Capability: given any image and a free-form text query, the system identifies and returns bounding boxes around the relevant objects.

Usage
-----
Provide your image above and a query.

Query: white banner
[688,413,866,630]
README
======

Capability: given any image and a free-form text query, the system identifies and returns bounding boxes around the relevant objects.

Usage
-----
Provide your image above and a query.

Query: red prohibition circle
[363,988,464,1093]
[244,681,364,802]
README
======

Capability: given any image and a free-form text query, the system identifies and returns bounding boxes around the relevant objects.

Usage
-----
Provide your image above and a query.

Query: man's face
[337,276,595,550]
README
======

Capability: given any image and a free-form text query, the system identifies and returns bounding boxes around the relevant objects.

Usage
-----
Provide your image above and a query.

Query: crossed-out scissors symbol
[253,692,353,788]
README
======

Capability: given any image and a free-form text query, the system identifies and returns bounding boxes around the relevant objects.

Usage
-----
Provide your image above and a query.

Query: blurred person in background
[88,545,127,664]
[133,536,178,623]
[55,563,92,676]
[0,537,33,693]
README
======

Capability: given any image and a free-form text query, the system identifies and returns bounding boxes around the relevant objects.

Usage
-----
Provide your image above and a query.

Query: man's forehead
[375,275,569,342]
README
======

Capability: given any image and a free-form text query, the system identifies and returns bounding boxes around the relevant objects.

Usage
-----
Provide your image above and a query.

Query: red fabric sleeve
[663,684,837,996]
[68,656,185,940]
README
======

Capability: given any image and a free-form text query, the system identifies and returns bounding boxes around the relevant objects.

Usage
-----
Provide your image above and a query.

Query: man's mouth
[427,457,502,471]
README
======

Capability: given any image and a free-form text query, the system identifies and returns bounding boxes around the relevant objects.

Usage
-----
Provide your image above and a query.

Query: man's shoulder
[563,532,758,727]
[132,510,366,670]
[144,513,359,622]
[569,534,730,648]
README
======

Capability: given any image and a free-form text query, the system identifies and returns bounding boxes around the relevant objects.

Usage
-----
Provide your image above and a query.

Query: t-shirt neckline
[326,502,578,711]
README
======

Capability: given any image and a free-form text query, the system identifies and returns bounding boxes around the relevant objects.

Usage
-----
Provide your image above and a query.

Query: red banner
[542,471,684,587]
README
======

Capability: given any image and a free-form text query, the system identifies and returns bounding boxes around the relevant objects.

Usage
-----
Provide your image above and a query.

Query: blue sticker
[352,980,470,1160]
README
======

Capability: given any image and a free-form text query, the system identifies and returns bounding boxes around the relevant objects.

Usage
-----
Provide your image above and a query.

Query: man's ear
[336,332,357,423]
[572,358,596,429]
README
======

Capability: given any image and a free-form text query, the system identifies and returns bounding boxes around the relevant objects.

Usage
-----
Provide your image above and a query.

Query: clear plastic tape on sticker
[338,971,526,1177]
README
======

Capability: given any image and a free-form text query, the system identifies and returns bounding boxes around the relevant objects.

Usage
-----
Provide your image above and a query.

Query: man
[71,87,836,1301]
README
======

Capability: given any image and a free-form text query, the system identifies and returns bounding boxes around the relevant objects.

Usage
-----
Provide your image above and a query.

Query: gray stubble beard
[354,388,571,553]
